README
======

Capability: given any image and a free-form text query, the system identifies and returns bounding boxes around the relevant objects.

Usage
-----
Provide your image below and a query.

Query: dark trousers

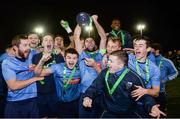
[79,93,103,118]
[101,110,139,118]
[58,98,79,118]
[4,97,39,118]
[0,95,6,118]
[136,102,150,118]
[155,92,167,117]
[37,93,59,118]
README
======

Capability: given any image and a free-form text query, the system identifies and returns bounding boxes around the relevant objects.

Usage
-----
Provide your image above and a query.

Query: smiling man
[128,35,160,117]
[28,33,40,49]
[2,34,44,118]
[32,33,64,118]
[34,48,81,118]
[83,50,165,118]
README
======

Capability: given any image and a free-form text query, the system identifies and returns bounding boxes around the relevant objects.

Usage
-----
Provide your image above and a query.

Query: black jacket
[84,67,156,115]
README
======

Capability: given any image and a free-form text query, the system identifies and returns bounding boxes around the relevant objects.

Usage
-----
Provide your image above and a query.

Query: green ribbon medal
[158,57,164,68]
[135,59,150,85]
[111,30,125,46]
[63,66,76,90]
[105,68,129,96]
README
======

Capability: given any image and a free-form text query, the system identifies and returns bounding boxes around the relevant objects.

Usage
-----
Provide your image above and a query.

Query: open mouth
[31,42,37,44]
[57,43,61,46]
[136,51,141,55]
[88,45,93,49]
[68,62,75,68]
[24,50,30,54]
[47,45,52,49]
[88,45,94,51]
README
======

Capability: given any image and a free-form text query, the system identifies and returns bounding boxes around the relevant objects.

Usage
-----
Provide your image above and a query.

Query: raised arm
[66,35,75,49]
[34,53,53,76]
[73,25,83,54]
[60,20,75,49]
[91,15,107,50]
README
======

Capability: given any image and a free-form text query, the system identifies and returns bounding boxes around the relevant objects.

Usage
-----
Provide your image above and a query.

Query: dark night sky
[0,0,179,53]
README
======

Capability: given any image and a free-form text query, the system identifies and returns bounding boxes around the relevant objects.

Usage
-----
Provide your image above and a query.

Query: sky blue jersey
[79,50,103,93]
[128,53,160,89]
[28,49,38,64]
[147,52,156,64]
[0,53,11,62]
[2,51,37,101]
[155,55,178,92]
[50,63,81,102]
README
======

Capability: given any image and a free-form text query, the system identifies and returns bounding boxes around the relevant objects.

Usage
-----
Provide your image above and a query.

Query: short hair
[27,32,39,37]
[111,18,121,24]
[41,33,54,43]
[42,33,54,40]
[6,44,13,49]
[110,50,128,66]
[107,37,122,47]
[54,35,64,43]
[132,35,151,48]
[151,43,163,53]
[55,34,64,39]
[5,44,13,52]
[11,34,28,47]
[65,48,79,57]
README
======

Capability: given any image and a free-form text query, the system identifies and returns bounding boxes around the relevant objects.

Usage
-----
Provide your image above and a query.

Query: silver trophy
[76,12,91,26]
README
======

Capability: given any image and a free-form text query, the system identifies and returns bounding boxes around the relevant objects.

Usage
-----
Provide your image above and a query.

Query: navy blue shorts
[4,97,39,118]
